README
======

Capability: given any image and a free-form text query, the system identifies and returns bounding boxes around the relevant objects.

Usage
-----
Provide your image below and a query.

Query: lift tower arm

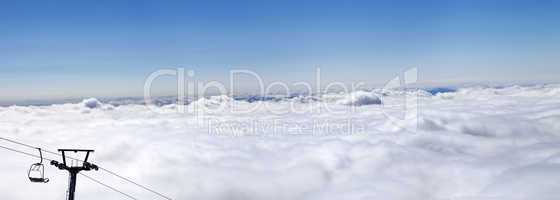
[51,149,98,200]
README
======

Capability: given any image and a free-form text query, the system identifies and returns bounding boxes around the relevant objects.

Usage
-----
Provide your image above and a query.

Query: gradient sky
[1,0,559,101]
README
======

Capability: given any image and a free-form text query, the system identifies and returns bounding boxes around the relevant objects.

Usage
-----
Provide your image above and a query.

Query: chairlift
[28,148,49,183]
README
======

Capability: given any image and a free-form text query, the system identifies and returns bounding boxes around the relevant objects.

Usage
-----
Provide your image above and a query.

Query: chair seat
[29,177,49,183]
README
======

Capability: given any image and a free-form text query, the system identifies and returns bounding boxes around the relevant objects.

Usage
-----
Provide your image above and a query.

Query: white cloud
[0,85,560,199]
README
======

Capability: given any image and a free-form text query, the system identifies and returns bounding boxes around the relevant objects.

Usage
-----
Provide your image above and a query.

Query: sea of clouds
[1,84,560,200]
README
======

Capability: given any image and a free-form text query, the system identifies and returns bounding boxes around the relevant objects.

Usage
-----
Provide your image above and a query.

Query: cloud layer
[1,84,559,200]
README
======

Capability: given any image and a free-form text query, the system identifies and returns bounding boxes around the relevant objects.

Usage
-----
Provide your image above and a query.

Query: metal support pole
[50,149,98,200]
[68,171,78,200]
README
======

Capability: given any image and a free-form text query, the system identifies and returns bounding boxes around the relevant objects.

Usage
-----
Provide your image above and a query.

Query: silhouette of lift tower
[51,149,98,200]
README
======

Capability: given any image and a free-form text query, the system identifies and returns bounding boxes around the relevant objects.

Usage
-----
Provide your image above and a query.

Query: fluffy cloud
[0,85,559,200]
[337,91,382,106]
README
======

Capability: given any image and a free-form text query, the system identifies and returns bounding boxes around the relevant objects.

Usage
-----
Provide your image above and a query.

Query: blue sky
[1,0,559,101]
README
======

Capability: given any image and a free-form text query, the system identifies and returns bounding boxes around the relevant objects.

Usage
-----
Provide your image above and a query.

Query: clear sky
[1,0,559,101]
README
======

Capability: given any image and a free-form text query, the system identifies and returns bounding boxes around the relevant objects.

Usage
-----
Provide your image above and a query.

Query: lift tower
[51,149,98,200]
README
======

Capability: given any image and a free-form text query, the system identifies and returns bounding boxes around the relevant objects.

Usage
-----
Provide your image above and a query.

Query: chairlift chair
[28,148,49,183]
